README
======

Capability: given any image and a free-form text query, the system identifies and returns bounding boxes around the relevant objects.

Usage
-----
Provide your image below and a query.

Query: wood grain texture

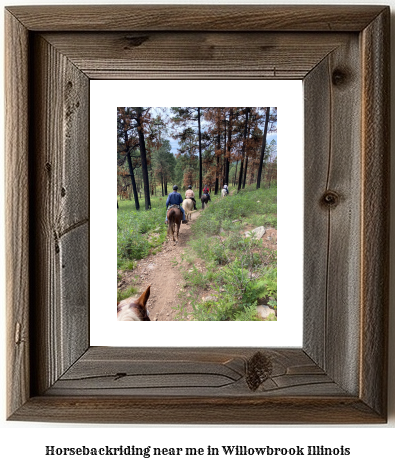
[9,396,383,425]
[42,32,352,80]
[5,5,389,424]
[304,36,362,395]
[29,34,90,395]
[46,347,345,397]
[5,10,30,418]
[6,5,386,32]
[360,9,390,418]
[304,56,331,371]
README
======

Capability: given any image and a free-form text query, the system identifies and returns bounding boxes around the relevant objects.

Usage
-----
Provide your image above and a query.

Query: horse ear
[137,285,150,307]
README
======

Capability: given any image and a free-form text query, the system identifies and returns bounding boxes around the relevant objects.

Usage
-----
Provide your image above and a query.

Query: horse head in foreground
[201,193,209,209]
[117,285,151,321]
[167,206,182,242]
[182,198,194,221]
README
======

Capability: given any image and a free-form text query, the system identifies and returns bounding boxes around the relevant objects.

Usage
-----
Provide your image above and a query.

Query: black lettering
[254,448,266,455]
[143,447,151,458]
[185,448,204,456]
[207,446,219,455]
[222,446,235,455]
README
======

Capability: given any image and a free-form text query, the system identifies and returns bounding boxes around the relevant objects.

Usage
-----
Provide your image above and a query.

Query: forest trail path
[129,209,201,321]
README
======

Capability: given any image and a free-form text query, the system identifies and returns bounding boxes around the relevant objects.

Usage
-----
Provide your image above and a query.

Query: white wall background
[1,1,394,469]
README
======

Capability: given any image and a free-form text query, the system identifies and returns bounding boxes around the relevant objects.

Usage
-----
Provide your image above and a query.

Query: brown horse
[117,285,151,321]
[201,193,210,209]
[167,206,182,242]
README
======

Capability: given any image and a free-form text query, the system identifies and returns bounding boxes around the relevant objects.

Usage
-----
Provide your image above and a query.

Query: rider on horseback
[223,183,229,194]
[165,185,187,224]
[185,185,197,210]
[203,184,211,202]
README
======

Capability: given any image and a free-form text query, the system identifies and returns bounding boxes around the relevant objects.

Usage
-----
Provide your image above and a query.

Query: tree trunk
[234,160,238,186]
[242,121,251,189]
[238,158,244,191]
[256,107,270,189]
[126,150,140,211]
[225,109,233,185]
[136,108,151,210]
[214,109,221,195]
[198,107,203,198]
[243,156,248,189]
[215,134,221,195]
[238,108,249,191]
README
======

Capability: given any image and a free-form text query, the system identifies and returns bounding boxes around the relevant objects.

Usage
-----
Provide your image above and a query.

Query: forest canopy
[117,107,277,210]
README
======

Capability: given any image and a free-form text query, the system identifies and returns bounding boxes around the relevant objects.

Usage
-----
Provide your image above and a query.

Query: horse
[182,198,194,221]
[117,285,151,321]
[167,205,182,242]
[201,193,210,209]
[221,188,228,197]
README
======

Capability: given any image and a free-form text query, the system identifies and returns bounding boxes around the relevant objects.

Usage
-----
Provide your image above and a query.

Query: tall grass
[176,185,277,321]
[191,184,277,237]
[117,196,167,271]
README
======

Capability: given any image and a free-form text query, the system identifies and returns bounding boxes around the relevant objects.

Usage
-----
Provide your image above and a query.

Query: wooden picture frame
[5,5,389,424]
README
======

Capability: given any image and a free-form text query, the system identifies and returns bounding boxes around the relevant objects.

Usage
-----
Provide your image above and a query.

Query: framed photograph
[91,80,303,346]
[5,5,389,423]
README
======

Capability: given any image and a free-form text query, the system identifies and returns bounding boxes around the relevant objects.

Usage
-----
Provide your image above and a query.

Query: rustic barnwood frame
[5,5,389,423]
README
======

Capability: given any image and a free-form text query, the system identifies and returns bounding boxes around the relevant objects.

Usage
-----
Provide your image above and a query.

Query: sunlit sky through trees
[151,107,277,156]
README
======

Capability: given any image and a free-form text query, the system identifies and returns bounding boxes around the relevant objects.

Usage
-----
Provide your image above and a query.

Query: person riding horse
[185,185,197,210]
[165,185,187,224]
[223,183,229,194]
[203,184,211,202]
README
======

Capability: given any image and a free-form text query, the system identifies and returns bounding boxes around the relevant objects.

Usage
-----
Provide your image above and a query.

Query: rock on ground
[244,226,266,239]
[257,304,276,320]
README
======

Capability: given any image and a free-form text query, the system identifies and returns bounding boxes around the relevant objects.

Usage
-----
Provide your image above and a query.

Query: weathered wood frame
[5,5,389,424]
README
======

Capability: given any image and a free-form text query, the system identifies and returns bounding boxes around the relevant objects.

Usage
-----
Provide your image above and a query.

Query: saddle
[167,204,180,210]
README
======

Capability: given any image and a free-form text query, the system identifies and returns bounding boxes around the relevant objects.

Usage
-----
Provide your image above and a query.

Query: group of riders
[165,183,229,224]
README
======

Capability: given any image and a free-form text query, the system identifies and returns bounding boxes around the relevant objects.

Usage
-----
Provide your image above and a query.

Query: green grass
[117,184,277,321]
[175,184,277,321]
[117,285,139,302]
[117,195,167,270]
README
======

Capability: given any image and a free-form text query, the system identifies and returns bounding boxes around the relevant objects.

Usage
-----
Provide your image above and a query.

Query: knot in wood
[124,35,149,48]
[332,68,348,87]
[321,190,340,208]
[246,351,273,391]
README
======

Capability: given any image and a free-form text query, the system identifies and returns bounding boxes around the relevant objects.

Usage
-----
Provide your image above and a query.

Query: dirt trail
[118,210,200,321]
